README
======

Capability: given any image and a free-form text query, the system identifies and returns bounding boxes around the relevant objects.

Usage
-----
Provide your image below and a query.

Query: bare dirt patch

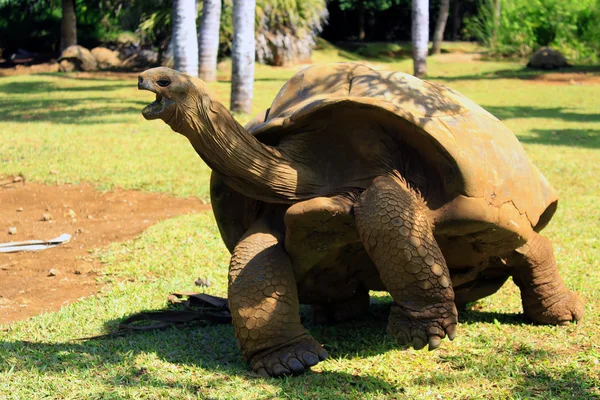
[0,62,59,77]
[0,178,210,324]
[0,63,140,79]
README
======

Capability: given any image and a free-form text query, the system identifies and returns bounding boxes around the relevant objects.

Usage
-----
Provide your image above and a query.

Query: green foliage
[334,0,405,12]
[0,0,143,53]
[464,0,600,63]
[0,0,327,63]
[137,6,172,54]
[0,0,61,53]
[578,4,600,59]
[217,0,328,58]
[218,0,234,58]
[256,0,327,35]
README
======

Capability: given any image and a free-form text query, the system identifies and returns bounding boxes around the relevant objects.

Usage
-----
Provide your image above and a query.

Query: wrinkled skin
[137,65,585,378]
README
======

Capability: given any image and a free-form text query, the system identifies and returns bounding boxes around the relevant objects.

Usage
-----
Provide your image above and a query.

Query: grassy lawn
[1,44,599,399]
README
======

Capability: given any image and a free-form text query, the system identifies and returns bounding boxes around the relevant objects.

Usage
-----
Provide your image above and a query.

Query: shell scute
[225,63,557,242]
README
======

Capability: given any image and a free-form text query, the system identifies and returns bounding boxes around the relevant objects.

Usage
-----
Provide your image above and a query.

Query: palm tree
[172,0,199,77]
[60,0,77,51]
[432,0,450,55]
[412,0,429,78]
[230,0,256,114]
[198,0,222,82]
[255,0,328,66]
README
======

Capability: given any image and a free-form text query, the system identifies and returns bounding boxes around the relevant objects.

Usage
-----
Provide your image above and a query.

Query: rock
[527,47,570,70]
[120,48,159,70]
[48,268,59,277]
[16,207,23,212]
[67,209,76,218]
[58,45,98,72]
[41,213,53,221]
[167,294,178,304]
[7,227,17,235]
[194,277,212,288]
[91,47,122,70]
[256,30,315,67]
[58,59,76,72]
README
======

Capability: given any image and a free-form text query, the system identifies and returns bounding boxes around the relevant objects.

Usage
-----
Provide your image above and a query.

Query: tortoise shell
[211,63,557,252]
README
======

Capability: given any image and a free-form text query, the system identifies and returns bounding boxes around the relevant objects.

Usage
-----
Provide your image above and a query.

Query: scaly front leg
[354,175,458,351]
[229,219,328,377]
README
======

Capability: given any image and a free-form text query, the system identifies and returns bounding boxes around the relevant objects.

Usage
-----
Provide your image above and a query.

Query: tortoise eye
[156,79,171,87]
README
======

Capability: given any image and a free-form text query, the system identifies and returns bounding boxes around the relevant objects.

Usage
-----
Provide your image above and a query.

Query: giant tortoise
[137,63,584,377]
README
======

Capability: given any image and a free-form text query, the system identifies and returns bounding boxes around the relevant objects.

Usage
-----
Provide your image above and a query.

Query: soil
[0,62,138,79]
[0,62,59,77]
[0,177,210,324]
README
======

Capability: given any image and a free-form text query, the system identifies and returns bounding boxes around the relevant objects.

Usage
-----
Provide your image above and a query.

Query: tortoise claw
[250,337,328,378]
[387,302,458,351]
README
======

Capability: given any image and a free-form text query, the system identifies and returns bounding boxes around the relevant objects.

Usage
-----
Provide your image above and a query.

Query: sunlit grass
[0,42,599,399]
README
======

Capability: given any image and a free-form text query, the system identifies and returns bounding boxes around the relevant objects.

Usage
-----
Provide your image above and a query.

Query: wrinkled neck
[168,96,319,203]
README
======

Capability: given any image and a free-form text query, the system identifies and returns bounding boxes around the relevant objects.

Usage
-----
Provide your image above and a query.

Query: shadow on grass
[0,97,145,124]
[217,77,289,83]
[39,72,139,81]
[519,129,600,149]
[0,79,131,95]
[334,42,413,62]
[0,323,400,398]
[0,74,144,124]
[436,349,598,399]
[429,65,600,82]
[0,294,595,398]
[481,106,600,149]
[459,309,524,325]
[1,312,597,398]
[483,105,600,123]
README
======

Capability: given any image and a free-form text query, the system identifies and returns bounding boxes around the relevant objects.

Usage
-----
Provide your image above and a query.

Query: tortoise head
[138,67,209,125]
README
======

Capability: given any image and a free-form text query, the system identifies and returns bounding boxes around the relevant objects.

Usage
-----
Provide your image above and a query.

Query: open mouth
[140,89,174,120]
[142,93,165,119]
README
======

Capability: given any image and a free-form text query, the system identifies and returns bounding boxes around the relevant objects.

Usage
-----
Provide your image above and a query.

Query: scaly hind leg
[508,232,584,325]
[354,176,458,351]
[229,219,327,377]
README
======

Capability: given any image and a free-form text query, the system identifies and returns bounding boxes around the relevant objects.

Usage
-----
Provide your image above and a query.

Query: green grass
[1,43,599,399]
[327,40,484,61]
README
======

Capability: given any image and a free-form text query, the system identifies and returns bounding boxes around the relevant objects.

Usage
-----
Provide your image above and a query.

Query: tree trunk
[451,0,460,41]
[412,0,429,78]
[358,2,365,41]
[198,0,221,82]
[431,0,449,54]
[492,0,501,44]
[172,0,199,77]
[60,0,77,52]
[230,0,256,114]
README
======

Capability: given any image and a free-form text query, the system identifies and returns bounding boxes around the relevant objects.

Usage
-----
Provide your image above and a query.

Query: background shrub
[464,0,600,63]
